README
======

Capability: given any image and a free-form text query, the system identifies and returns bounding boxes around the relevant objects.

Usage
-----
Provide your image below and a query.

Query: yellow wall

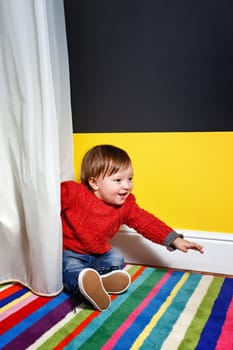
[73,132,233,234]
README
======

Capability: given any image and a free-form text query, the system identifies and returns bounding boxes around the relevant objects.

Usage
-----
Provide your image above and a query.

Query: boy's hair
[81,145,132,189]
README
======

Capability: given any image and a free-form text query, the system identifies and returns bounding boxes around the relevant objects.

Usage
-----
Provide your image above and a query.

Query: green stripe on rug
[177,276,224,350]
[77,268,167,350]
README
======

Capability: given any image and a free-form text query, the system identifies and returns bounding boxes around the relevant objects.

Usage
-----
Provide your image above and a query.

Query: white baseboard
[111,226,233,276]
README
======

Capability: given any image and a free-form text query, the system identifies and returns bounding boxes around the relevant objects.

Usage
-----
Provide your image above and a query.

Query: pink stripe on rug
[101,270,172,350]
[215,297,233,350]
[0,294,38,321]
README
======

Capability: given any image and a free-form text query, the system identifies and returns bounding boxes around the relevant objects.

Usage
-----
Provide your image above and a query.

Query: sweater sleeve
[124,196,182,249]
[60,181,77,212]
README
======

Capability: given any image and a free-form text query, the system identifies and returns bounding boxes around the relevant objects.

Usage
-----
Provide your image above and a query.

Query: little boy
[61,145,203,311]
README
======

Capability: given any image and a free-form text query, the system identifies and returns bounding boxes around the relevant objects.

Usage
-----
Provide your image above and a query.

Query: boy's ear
[88,177,99,191]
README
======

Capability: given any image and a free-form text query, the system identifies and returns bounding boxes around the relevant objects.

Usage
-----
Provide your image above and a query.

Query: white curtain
[0,0,74,295]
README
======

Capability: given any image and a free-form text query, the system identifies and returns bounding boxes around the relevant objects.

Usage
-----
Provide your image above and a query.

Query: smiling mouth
[118,193,128,198]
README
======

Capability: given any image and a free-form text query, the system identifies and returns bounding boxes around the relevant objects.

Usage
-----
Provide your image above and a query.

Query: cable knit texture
[61,181,175,254]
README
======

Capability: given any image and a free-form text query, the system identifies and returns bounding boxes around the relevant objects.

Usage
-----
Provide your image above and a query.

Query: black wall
[64,0,233,133]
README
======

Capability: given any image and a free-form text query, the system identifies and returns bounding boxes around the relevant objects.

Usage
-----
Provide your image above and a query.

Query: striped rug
[1,265,233,350]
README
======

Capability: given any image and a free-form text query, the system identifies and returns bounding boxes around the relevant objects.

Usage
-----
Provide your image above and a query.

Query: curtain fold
[0,0,74,295]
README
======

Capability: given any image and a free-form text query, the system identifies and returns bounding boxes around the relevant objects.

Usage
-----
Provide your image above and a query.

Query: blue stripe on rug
[195,278,233,350]
[64,267,155,350]
[112,271,185,350]
[0,288,28,307]
[1,292,69,348]
[141,273,202,349]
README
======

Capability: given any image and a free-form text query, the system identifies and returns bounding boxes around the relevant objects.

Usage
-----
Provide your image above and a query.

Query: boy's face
[89,165,134,206]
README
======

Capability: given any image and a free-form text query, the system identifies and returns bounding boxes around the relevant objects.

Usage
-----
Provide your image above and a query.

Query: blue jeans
[62,248,125,295]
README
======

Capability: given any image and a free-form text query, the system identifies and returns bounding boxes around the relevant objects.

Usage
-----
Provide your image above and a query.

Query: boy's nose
[122,180,130,189]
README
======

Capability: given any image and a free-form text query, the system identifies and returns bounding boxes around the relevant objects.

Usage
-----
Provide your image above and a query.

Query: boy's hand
[172,237,204,254]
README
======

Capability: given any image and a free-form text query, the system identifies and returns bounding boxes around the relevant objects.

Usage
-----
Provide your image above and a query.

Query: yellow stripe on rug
[1,291,33,312]
[130,272,189,349]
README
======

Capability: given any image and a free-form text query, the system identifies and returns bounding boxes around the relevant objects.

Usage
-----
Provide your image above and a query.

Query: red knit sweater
[61,181,174,254]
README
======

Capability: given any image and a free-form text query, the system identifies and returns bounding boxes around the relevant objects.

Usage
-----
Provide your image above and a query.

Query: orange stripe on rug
[0,284,23,300]
[130,266,146,282]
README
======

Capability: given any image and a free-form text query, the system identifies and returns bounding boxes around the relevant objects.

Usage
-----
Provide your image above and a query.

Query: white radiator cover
[111,226,233,276]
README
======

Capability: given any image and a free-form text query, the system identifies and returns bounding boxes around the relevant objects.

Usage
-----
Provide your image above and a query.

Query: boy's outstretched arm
[172,237,204,254]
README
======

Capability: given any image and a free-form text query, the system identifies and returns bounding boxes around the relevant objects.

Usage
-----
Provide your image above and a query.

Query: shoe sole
[78,268,111,311]
[101,270,131,294]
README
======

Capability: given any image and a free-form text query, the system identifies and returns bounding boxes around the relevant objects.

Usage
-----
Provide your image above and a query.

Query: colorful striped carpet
[1,265,233,350]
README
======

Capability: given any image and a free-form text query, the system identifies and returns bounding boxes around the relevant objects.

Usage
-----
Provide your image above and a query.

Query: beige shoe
[101,270,131,294]
[78,268,111,311]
